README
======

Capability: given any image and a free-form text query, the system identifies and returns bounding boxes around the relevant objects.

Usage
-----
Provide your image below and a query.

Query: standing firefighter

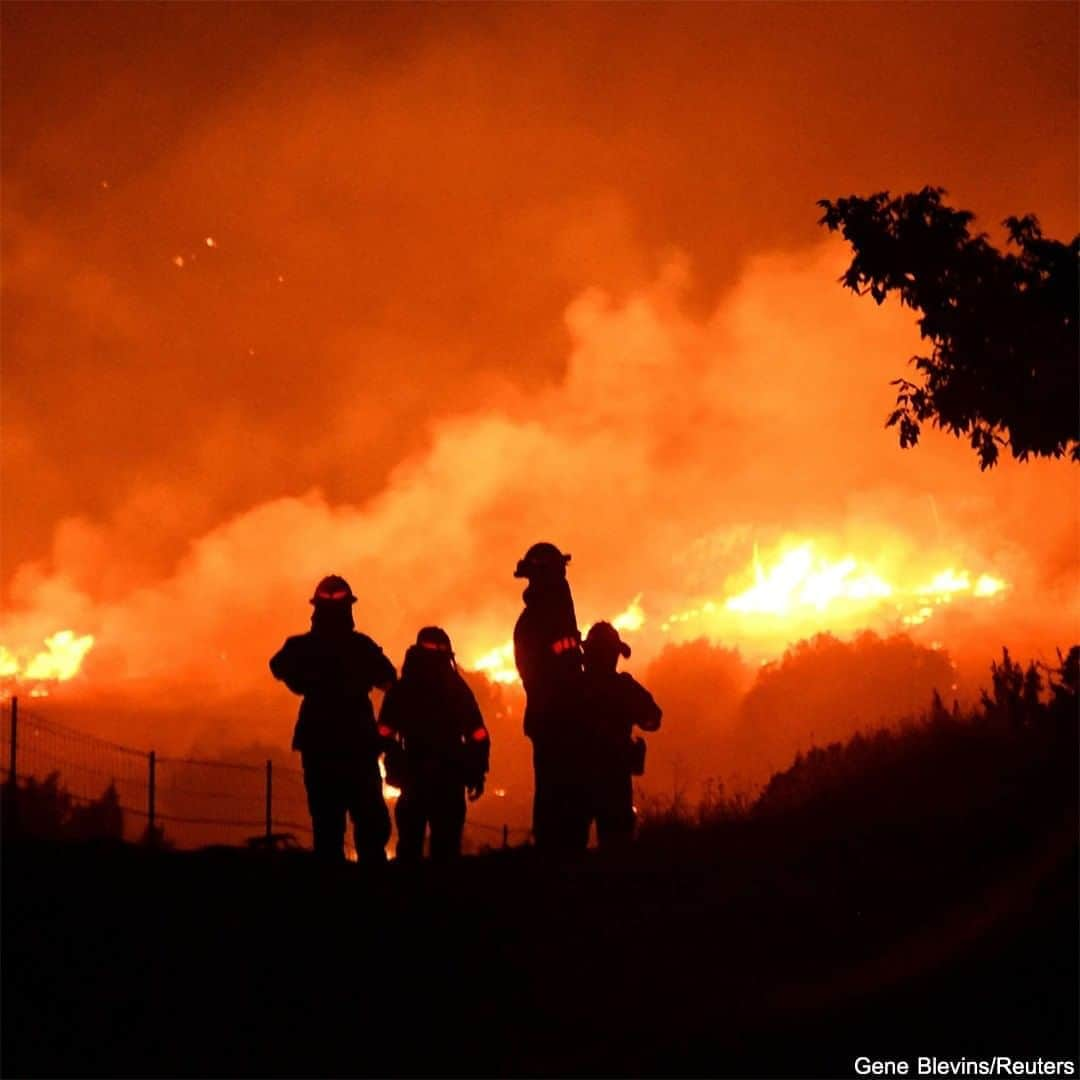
[269,575,397,864]
[581,621,662,849]
[378,627,490,862]
[513,541,588,852]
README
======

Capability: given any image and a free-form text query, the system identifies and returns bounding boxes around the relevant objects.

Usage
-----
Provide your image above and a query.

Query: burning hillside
[1,4,1076,788]
[0,243,1074,765]
[0,630,95,700]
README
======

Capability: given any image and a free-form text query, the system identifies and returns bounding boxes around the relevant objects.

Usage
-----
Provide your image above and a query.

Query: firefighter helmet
[309,574,357,605]
[584,620,631,659]
[416,626,453,654]
[514,541,571,579]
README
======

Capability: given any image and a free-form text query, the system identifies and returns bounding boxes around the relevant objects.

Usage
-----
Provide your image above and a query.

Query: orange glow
[0,2,1074,829]
[721,544,892,616]
[974,575,1007,598]
[472,642,518,685]
[378,757,400,801]
[471,596,649,685]
[658,538,1010,651]
[611,594,646,633]
[466,547,1013,687]
[0,630,95,699]
[915,569,971,597]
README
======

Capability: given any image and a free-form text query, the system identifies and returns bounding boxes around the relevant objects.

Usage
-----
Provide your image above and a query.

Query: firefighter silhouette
[512,541,589,852]
[378,627,490,862]
[269,575,397,863]
[581,621,662,848]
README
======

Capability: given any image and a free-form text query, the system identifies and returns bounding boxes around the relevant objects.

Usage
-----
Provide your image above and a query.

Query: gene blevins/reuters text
[854,1059,1077,1077]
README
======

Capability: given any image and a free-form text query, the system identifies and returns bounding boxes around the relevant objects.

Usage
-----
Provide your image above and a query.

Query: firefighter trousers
[302,754,390,863]
[394,769,467,861]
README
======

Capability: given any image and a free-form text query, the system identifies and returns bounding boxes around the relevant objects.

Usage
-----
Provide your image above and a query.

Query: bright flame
[612,593,646,633]
[723,544,893,616]
[23,630,95,681]
[0,648,17,679]
[472,641,518,685]
[974,574,1006,598]
[377,757,400,801]
[902,606,935,627]
[916,568,971,597]
[661,539,1009,648]
[1,630,96,697]
[472,596,647,685]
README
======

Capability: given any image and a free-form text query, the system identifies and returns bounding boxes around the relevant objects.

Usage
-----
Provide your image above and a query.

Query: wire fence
[0,698,530,853]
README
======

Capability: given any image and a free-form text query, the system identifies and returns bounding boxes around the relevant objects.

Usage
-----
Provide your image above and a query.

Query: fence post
[265,759,273,843]
[9,695,17,783]
[147,750,156,841]
[7,696,18,832]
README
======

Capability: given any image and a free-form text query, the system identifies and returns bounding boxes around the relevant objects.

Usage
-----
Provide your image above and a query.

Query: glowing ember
[902,606,935,627]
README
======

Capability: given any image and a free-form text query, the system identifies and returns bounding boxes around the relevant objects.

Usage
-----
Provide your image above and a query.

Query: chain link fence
[0,698,529,853]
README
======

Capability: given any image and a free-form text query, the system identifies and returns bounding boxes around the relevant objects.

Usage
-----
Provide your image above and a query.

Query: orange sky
[2,2,1078,790]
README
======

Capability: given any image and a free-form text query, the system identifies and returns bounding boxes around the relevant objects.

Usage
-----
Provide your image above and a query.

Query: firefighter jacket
[581,669,662,773]
[378,648,490,786]
[270,624,397,759]
[513,578,583,739]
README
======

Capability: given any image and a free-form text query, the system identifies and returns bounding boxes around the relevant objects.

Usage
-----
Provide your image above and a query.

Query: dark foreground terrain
[4,718,1077,1079]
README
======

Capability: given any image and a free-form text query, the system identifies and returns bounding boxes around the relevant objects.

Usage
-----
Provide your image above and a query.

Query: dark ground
[3,725,1078,1079]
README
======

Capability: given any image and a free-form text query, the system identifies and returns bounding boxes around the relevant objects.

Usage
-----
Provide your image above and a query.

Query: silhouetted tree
[1044,645,1079,733]
[732,630,955,777]
[2,773,127,843]
[68,780,124,842]
[6,771,71,840]
[818,187,1079,468]
[980,646,1043,730]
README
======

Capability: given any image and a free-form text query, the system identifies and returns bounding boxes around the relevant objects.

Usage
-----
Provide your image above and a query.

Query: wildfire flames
[468,539,1009,682]
[470,594,651,685]
[660,539,1007,642]
[0,630,95,699]
[0,542,1011,701]
[473,642,518,686]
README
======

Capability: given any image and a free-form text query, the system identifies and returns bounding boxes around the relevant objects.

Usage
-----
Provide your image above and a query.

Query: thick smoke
[4,243,1077,745]
[2,5,1077,800]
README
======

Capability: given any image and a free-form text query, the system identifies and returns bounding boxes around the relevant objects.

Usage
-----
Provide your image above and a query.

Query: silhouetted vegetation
[638,644,1078,842]
[818,187,1079,468]
[3,646,1076,1077]
[2,772,124,844]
